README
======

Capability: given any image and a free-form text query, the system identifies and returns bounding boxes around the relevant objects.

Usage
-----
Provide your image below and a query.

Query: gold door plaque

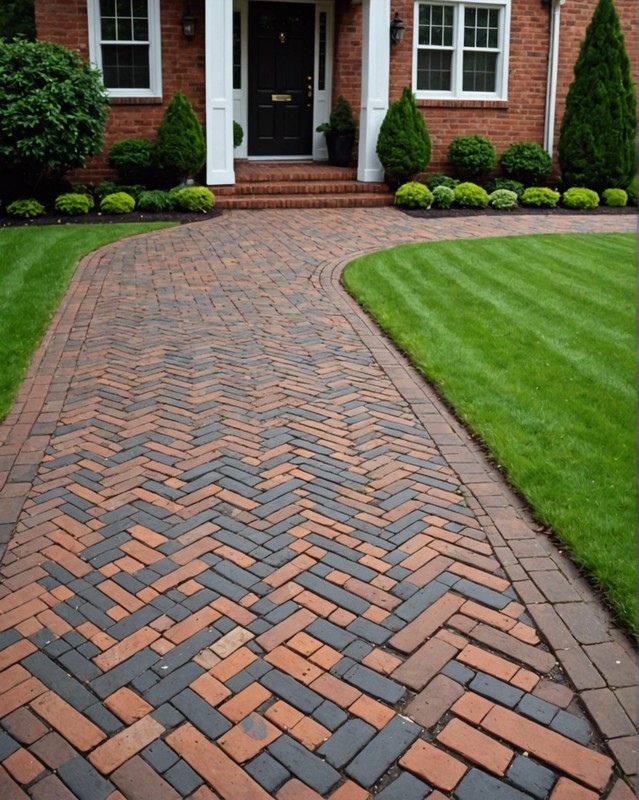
[271,94,292,102]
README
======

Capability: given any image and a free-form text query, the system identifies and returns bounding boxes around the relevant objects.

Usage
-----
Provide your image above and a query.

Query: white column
[357,0,390,182]
[205,0,235,185]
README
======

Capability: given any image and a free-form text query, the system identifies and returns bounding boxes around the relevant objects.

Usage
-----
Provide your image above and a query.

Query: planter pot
[325,130,355,167]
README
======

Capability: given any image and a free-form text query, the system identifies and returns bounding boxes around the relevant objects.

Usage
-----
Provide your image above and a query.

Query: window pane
[233,10,241,89]
[102,18,117,39]
[464,7,476,47]
[117,18,132,40]
[417,49,452,91]
[101,0,115,16]
[463,51,497,92]
[101,44,150,88]
[419,4,453,47]
[318,11,327,91]
[116,0,130,18]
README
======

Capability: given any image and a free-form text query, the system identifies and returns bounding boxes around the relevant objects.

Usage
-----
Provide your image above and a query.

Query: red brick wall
[36,0,636,184]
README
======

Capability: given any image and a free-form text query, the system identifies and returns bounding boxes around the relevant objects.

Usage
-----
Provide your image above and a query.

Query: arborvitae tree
[558,0,636,191]
[376,87,432,184]
[155,91,206,183]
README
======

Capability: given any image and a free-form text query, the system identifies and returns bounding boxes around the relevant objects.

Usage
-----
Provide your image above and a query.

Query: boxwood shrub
[54,193,94,215]
[485,177,525,198]
[454,182,489,208]
[500,142,552,185]
[427,173,459,191]
[488,189,519,210]
[521,187,561,208]
[172,186,214,212]
[602,188,628,207]
[395,182,433,209]
[447,135,496,180]
[432,185,456,209]
[100,192,136,214]
[562,187,599,210]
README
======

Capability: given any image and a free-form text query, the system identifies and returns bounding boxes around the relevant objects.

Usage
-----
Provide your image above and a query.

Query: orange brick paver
[0,209,635,799]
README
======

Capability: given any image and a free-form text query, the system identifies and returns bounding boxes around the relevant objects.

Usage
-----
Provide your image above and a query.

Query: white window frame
[413,0,510,101]
[87,0,162,98]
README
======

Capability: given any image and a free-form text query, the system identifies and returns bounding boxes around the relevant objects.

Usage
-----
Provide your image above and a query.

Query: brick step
[232,161,356,183]
[214,180,390,197]
[215,192,394,210]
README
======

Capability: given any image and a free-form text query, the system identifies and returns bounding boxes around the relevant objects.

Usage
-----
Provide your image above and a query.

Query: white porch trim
[357,0,390,182]
[205,0,235,185]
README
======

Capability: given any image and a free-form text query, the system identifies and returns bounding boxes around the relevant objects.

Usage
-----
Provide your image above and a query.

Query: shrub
[432,185,456,209]
[394,182,433,209]
[172,186,214,213]
[93,181,119,202]
[427,173,459,191]
[454,182,489,209]
[626,176,637,205]
[602,188,627,207]
[522,187,561,208]
[500,142,552,185]
[485,177,525,198]
[233,121,244,149]
[137,190,175,213]
[447,135,496,181]
[316,96,357,135]
[54,192,94,215]
[488,189,519,210]
[0,1,36,41]
[562,187,600,209]
[376,87,432,183]
[0,41,109,198]
[6,198,45,218]
[107,138,155,183]
[115,184,145,201]
[100,192,135,214]
[558,0,635,191]
[155,91,206,182]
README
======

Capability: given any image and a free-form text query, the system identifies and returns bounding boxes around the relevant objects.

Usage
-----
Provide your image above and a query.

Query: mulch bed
[400,204,637,219]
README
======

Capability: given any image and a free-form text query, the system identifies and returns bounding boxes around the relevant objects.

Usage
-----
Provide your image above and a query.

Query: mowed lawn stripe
[343,233,636,633]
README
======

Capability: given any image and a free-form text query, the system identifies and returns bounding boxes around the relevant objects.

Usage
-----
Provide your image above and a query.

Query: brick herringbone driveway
[0,210,636,800]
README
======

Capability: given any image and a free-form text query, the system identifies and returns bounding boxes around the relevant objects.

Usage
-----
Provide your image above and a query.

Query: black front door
[248,2,315,156]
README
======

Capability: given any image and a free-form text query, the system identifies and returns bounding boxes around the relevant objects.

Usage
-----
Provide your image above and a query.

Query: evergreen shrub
[427,173,459,190]
[376,87,432,183]
[431,185,456,209]
[107,138,155,183]
[485,178,525,198]
[233,121,244,149]
[601,188,627,206]
[394,182,433,208]
[54,192,94,215]
[172,186,214,212]
[447,135,496,180]
[562,187,600,209]
[94,181,119,202]
[137,190,175,212]
[500,142,552,185]
[558,0,636,191]
[155,91,206,182]
[6,198,45,218]
[626,176,637,204]
[100,192,135,214]
[454,182,489,208]
[522,187,560,208]
[488,189,519,210]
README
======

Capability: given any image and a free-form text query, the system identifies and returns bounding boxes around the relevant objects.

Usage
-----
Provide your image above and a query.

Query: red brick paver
[0,209,635,798]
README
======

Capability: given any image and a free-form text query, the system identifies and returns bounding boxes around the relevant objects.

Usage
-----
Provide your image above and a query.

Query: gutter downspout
[544,0,565,157]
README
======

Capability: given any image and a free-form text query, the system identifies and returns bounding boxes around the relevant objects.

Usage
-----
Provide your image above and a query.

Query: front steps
[211,161,394,210]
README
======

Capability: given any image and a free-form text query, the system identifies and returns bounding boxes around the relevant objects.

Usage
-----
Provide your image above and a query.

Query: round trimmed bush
[432,185,456,209]
[172,186,214,212]
[485,177,525,199]
[521,187,561,208]
[562,187,599,209]
[500,142,552,185]
[100,192,135,214]
[394,182,433,209]
[6,198,45,218]
[488,189,519,210]
[107,139,154,183]
[54,192,94,215]
[427,173,459,191]
[137,190,175,212]
[233,121,244,149]
[447,135,496,180]
[454,182,489,209]
[602,188,627,207]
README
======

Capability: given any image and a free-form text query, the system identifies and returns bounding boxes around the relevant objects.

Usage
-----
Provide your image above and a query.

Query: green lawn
[343,233,636,634]
[0,223,175,421]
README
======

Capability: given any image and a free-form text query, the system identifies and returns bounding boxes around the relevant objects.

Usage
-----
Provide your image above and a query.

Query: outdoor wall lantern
[181,8,196,40]
[390,11,405,45]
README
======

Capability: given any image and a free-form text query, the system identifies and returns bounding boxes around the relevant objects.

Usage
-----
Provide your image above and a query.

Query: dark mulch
[0,209,222,228]
[401,204,637,219]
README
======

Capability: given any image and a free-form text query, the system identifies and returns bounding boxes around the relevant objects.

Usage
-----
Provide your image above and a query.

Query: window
[88,0,162,98]
[414,1,510,100]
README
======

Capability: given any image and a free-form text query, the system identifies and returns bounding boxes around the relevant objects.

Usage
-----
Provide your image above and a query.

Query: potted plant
[317,96,357,167]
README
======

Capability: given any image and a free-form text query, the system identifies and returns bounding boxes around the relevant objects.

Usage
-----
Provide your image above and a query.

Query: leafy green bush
[500,142,552,185]
[485,177,525,198]
[316,96,357,135]
[107,138,155,183]
[601,188,627,207]
[155,91,206,182]
[376,88,432,183]
[394,182,433,209]
[522,187,561,208]
[488,189,519,210]
[6,198,45,218]
[137,190,175,212]
[94,181,119,202]
[172,186,214,212]
[233,121,244,149]
[54,192,94,215]
[432,185,456,209]
[454,182,489,209]
[558,0,635,191]
[427,173,459,191]
[115,184,145,201]
[626,176,637,204]
[100,192,135,214]
[447,135,496,181]
[0,41,109,198]
[562,187,599,209]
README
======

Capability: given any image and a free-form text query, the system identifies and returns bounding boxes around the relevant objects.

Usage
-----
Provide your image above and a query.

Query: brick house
[35,0,636,187]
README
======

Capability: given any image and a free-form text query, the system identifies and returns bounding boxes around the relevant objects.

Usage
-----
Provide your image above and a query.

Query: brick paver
[0,209,636,798]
